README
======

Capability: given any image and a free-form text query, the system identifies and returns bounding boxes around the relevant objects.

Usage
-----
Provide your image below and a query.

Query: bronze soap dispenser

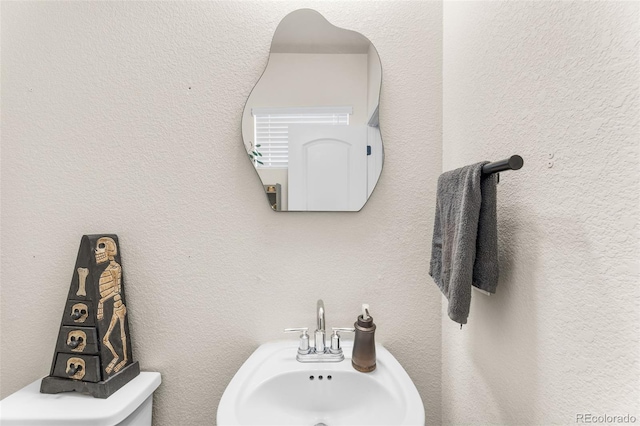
[352,304,376,372]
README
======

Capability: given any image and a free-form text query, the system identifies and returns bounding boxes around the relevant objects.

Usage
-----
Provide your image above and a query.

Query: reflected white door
[288,125,367,211]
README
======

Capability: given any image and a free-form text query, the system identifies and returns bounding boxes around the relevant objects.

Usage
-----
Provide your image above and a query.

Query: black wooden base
[40,361,140,399]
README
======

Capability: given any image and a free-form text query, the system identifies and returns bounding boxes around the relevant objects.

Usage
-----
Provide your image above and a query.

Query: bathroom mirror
[242,9,383,212]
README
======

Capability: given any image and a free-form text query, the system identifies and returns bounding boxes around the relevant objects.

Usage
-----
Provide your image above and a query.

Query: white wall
[442,2,639,424]
[0,2,443,425]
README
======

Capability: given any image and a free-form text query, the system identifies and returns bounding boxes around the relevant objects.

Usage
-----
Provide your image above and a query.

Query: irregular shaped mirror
[242,9,383,211]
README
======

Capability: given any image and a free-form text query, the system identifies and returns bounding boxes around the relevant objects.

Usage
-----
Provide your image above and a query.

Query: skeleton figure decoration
[41,234,140,398]
[95,237,128,374]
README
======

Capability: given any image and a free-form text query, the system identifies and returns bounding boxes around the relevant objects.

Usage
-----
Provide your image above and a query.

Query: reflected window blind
[253,107,351,168]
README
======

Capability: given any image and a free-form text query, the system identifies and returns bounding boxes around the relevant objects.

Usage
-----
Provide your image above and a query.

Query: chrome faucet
[284,299,354,363]
[315,299,326,353]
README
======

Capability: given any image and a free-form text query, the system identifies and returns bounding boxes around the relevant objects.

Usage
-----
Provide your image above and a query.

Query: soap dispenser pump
[352,304,376,372]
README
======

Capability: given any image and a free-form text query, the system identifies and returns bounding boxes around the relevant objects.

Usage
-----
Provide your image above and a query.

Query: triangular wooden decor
[40,235,140,398]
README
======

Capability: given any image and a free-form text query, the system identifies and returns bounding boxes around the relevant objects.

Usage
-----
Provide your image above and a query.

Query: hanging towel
[429,162,499,325]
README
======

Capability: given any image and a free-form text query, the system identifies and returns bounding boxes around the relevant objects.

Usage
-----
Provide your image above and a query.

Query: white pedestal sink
[217,340,424,425]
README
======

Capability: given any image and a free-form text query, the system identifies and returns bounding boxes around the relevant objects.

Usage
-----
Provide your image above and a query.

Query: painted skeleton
[95,237,128,374]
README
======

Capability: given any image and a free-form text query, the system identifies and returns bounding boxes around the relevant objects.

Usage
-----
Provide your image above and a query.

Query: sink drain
[314,423,327,426]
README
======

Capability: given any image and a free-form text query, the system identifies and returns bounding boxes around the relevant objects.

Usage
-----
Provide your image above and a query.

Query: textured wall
[442,2,639,424]
[0,1,442,425]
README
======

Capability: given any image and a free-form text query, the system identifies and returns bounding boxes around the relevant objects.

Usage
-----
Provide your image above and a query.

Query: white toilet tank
[0,372,161,426]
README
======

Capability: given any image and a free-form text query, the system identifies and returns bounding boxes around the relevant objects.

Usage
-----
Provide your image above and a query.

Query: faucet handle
[284,328,310,354]
[284,327,309,333]
[330,327,355,353]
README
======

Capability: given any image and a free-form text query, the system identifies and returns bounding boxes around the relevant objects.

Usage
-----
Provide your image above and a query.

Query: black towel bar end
[482,155,524,175]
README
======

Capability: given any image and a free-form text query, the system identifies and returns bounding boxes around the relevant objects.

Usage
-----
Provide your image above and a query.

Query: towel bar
[482,155,524,175]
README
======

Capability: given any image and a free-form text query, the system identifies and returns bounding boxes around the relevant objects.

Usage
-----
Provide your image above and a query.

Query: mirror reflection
[242,9,383,211]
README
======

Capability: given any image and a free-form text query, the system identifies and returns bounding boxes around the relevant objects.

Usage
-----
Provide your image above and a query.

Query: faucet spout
[315,299,326,353]
[317,299,325,332]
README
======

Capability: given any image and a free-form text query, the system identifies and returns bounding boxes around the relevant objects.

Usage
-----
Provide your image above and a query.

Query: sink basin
[217,340,424,425]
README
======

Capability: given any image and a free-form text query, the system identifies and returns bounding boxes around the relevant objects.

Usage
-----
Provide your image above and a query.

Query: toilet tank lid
[0,372,161,426]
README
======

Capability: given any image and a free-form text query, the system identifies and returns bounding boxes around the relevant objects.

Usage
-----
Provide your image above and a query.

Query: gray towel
[429,162,499,325]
